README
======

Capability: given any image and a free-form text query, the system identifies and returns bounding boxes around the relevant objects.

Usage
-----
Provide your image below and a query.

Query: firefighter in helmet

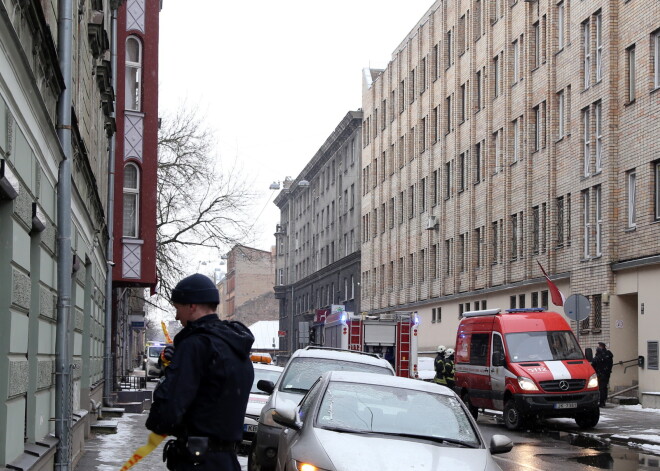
[434,345,447,385]
[443,348,456,390]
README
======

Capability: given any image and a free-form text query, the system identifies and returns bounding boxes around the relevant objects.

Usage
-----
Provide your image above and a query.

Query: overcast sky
[158,1,433,270]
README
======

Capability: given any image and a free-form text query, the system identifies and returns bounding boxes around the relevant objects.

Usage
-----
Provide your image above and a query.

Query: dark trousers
[598,373,610,405]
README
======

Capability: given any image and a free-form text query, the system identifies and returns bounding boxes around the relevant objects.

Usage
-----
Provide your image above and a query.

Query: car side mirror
[257,379,275,395]
[272,402,302,430]
[585,348,593,362]
[492,352,505,367]
[489,434,513,454]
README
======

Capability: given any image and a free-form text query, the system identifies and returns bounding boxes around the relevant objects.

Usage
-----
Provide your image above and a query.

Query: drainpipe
[55,0,73,469]
[103,2,118,408]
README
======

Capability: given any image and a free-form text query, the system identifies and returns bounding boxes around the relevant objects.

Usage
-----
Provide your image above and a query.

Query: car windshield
[148,346,164,358]
[315,381,480,447]
[505,331,584,362]
[280,358,392,393]
[252,368,282,394]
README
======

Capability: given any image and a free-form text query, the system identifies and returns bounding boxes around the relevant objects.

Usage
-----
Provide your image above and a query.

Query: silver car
[248,347,395,471]
[272,371,513,471]
[242,362,284,451]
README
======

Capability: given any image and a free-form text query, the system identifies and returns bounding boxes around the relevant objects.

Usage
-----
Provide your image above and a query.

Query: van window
[469,333,490,366]
[492,334,504,362]
[505,331,583,362]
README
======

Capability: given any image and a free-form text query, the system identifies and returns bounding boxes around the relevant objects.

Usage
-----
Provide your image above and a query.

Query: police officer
[443,348,456,390]
[146,273,255,470]
[591,341,614,407]
[434,345,447,385]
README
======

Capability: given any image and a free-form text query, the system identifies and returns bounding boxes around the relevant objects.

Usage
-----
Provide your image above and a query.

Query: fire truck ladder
[348,319,362,351]
[397,320,410,376]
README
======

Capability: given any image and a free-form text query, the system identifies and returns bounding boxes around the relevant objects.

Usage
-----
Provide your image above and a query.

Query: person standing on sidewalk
[146,273,255,470]
[591,341,614,407]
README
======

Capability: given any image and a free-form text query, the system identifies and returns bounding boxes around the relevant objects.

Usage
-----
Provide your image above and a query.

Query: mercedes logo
[559,380,570,391]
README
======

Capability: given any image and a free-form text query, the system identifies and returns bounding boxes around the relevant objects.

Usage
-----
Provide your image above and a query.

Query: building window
[123,163,140,237]
[583,20,591,89]
[654,30,660,89]
[533,21,541,69]
[474,141,484,183]
[532,205,540,254]
[513,37,521,84]
[627,45,636,102]
[125,36,142,111]
[446,94,452,133]
[583,189,591,258]
[595,12,603,82]
[493,53,502,98]
[557,196,565,247]
[595,185,602,256]
[445,238,453,276]
[475,69,482,111]
[492,220,499,264]
[583,108,591,176]
[648,341,659,370]
[494,128,503,173]
[627,170,636,228]
[445,161,452,198]
[459,152,466,192]
[475,226,484,268]
[595,101,602,172]
[557,90,565,139]
[510,213,518,260]
[460,83,467,123]
[655,161,660,221]
[513,117,521,163]
[446,29,453,67]
[557,2,565,51]
[533,105,541,151]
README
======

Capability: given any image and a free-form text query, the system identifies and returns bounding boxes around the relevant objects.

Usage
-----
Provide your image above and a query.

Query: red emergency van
[454,308,600,430]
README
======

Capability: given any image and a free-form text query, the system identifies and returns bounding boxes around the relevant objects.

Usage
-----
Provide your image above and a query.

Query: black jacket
[146,315,255,441]
[591,348,614,376]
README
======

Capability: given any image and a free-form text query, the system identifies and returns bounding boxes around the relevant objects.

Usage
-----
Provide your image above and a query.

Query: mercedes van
[454,308,600,430]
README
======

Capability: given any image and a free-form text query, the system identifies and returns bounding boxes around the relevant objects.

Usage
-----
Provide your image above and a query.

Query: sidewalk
[75,411,248,470]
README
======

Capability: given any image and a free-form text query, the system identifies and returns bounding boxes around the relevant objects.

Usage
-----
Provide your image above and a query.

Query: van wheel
[462,392,479,421]
[504,399,525,430]
[575,408,600,429]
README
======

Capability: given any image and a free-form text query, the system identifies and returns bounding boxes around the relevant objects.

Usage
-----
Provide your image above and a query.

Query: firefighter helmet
[445,348,455,357]
[436,345,446,354]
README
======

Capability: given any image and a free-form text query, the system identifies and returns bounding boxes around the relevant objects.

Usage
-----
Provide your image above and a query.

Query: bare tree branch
[154,107,256,300]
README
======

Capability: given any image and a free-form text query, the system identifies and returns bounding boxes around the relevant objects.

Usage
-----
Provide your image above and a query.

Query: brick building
[220,245,278,325]
[360,0,659,403]
[274,111,363,357]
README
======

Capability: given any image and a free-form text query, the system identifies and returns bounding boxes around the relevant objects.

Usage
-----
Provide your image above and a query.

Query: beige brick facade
[361,0,660,397]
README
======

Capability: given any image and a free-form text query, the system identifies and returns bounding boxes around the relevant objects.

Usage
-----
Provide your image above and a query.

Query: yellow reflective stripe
[119,432,167,471]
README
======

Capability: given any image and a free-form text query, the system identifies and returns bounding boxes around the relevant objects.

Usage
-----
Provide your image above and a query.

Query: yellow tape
[119,432,167,471]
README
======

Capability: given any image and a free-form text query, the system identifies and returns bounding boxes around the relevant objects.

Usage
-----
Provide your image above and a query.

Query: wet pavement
[75,411,248,470]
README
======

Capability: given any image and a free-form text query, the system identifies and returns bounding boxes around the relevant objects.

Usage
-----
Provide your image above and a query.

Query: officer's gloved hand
[160,345,175,368]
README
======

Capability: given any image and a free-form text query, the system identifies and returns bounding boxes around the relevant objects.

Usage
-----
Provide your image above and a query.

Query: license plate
[243,424,258,433]
[555,402,577,409]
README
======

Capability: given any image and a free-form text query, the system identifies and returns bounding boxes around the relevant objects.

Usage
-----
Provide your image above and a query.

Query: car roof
[325,370,455,396]
[252,363,284,372]
[291,347,394,369]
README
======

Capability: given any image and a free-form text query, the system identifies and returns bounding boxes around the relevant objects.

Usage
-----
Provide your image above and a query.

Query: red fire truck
[321,310,420,378]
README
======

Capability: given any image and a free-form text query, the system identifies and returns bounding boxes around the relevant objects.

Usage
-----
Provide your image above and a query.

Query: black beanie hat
[171,273,219,304]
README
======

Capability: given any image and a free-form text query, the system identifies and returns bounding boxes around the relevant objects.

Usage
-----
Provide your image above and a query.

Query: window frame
[125,36,143,111]
[122,162,140,238]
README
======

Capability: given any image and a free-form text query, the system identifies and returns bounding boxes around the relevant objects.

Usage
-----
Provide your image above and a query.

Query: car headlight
[295,461,331,471]
[260,408,282,428]
[517,376,539,391]
[587,373,599,389]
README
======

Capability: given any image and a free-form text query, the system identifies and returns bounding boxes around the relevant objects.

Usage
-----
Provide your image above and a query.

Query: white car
[241,362,284,452]
[417,356,436,381]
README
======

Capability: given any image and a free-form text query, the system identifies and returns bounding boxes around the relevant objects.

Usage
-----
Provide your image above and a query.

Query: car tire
[575,408,600,429]
[461,392,479,421]
[504,398,525,430]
